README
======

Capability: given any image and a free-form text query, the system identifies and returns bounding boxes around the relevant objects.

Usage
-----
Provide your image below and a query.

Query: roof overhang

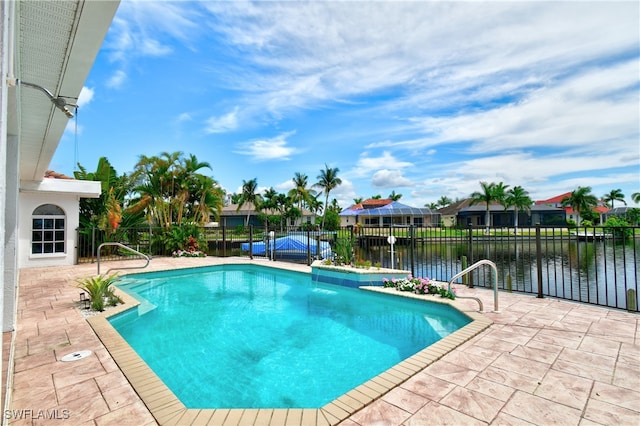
[20,178,101,198]
[8,0,119,182]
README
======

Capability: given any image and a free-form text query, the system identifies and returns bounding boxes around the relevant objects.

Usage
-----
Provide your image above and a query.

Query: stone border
[87,264,492,426]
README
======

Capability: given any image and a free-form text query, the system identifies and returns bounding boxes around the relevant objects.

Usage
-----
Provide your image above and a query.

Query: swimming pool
[110,264,471,409]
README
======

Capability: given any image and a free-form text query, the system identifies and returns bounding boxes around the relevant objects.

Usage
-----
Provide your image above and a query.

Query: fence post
[409,225,415,278]
[306,229,311,266]
[535,223,544,298]
[222,226,227,257]
[249,225,253,260]
[467,225,474,288]
[91,227,96,264]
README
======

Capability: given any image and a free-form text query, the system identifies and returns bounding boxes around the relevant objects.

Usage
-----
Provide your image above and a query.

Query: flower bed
[383,276,456,300]
[172,249,207,258]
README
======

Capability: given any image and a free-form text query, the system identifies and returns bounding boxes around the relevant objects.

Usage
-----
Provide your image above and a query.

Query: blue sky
[51,0,640,209]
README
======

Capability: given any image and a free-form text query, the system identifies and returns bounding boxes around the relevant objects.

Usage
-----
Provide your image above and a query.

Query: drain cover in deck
[61,350,92,362]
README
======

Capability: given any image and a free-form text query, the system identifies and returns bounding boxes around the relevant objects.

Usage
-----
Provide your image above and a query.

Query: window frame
[31,204,66,257]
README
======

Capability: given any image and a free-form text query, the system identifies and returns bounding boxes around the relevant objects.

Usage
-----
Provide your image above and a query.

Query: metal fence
[78,224,639,312]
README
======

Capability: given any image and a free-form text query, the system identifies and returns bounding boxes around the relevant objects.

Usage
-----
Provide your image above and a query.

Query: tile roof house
[218,202,317,229]
[339,199,440,227]
[536,192,610,224]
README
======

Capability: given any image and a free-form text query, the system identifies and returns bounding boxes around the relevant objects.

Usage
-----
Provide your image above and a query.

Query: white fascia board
[20,179,101,198]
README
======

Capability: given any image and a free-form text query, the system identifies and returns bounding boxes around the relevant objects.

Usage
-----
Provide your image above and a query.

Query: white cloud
[200,2,638,117]
[107,1,203,61]
[107,70,127,89]
[350,151,413,178]
[205,107,239,134]
[371,170,414,189]
[176,112,192,122]
[235,131,298,162]
[77,87,94,107]
[92,1,639,209]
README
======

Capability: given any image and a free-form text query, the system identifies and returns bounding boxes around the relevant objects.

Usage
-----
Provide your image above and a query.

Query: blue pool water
[110,265,470,408]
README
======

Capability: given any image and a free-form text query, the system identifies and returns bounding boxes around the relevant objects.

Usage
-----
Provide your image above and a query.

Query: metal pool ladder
[448,259,500,313]
[97,242,150,275]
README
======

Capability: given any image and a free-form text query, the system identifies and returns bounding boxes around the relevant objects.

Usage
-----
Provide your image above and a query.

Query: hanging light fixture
[16,79,77,118]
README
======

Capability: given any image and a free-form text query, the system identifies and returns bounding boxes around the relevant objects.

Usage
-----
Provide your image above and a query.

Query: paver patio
[6,257,639,425]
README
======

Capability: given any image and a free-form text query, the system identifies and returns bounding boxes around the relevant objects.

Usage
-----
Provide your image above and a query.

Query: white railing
[97,242,150,275]
[448,259,499,313]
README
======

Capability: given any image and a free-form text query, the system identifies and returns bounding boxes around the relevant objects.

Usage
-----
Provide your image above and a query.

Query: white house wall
[18,191,81,268]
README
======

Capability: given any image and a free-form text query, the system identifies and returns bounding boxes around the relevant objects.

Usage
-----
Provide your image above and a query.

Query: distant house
[440,198,563,228]
[218,202,317,229]
[603,206,636,222]
[339,199,440,227]
[437,199,472,227]
[535,192,609,224]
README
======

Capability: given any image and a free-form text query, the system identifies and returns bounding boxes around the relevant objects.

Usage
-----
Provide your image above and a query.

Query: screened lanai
[340,201,441,227]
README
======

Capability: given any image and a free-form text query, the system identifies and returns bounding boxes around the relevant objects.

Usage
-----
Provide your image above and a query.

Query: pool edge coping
[87,263,493,426]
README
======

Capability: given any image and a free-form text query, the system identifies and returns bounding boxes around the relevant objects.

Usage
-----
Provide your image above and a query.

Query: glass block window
[32,204,65,255]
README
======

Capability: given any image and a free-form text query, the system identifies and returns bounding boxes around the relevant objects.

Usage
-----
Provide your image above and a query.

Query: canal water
[358,238,639,311]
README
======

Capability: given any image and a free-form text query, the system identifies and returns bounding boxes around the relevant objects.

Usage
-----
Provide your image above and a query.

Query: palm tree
[236,178,262,226]
[128,154,173,228]
[389,191,402,201]
[470,181,509,233]
[603,189,626,209]
[191,175,224,225]
[261,187,279,228]
[175,154,211,224]
[437,196,453,208]
[329,198,342,213]
[262,188,278,209]
[353,197,364,205]
[274,193,291,231]
[75,157,138,233]
[307,195,323,216]
[505,186,533,233]
[315,164,342,230]
[633,192,640,204]
[561,186,598,225]
[493,182,510,207]
[426,202,439,210]
[288,172,315,211]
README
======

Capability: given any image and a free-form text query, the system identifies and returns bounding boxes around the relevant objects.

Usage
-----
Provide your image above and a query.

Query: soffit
[15,0,119,182]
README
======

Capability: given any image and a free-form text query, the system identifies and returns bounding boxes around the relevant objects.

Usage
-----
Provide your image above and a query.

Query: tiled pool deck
[8,257,640,425]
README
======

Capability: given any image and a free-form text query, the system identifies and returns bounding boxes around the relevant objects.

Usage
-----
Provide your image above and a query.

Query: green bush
[603,217,633,240]
[75,274,120,311]
[161,224,205,253]
[333,237,355,265]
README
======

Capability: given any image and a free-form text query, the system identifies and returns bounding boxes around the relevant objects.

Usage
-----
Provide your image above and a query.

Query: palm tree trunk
[321,194,329,230]
[485,207,490,234]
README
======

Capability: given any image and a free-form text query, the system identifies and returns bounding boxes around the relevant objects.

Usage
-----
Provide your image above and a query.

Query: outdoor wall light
[13,79,77,118]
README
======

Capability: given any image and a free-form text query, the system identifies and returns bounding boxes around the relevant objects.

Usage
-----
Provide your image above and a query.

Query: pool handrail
[97,242,150,275]
[448,259,500,313]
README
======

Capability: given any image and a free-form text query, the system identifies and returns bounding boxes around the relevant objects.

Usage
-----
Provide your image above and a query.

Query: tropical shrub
[75,274,121,311]
[333,237,355,265]
[162,223,205,253]
[603,217,633,240]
